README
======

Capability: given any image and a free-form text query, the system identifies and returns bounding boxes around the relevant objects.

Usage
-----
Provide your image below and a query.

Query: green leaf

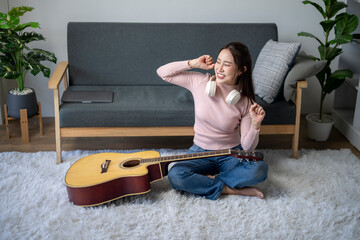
[21,32,45,43]
[0,71,20,79]
[328,34,353,45]
[14,22,39,31]
[306,54,320,61]
[323,0,331,6]
[320,20,337,33]
[303,1,326,19]
[319,45,342,62]
[298,31,324,46]
[0,15,20,29]
[323,69,353,94]
[25,58,51,77]
[316,69,326,86]
[23,49,56,78]
[326,46,342,62]
[318,45,334,60]
[318,45,325,60]
[0,23,13,29]
[29,48,57,63]
[8,7,34,17]
[324,77,345,93]
[1,34,23,52]
[0,13,7,19]
[335,14,358,37]
[23,58,41,76]
[330,69,353,79]
[30,68,41,76]
[328,1,347,19]
[41,66,51,77]
[0,61,20,79]
[0,54,13,63]
[9,15,20,26]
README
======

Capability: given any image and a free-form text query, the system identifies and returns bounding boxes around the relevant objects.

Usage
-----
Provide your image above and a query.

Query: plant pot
[306,113,335,141]
[7,88,39,119]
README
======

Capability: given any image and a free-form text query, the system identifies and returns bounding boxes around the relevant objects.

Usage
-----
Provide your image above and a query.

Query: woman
[157,42,268,200]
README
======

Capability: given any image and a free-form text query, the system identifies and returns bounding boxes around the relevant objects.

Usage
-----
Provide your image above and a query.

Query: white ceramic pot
[306,113,335,141]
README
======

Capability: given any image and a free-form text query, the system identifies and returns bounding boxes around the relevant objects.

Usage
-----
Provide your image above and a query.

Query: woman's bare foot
[222,186,265,199]
[206,174,264,199]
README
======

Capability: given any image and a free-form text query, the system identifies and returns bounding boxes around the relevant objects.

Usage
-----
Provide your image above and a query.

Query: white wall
[2,0,337,117]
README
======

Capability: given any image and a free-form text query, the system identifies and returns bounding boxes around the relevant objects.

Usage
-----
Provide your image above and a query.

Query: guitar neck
[140,149,232,164]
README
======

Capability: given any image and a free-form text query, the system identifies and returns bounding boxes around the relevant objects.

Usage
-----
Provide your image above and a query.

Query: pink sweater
[157,61,259,152]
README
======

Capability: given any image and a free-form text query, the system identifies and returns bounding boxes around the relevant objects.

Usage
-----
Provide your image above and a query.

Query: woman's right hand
[188,55,215,70]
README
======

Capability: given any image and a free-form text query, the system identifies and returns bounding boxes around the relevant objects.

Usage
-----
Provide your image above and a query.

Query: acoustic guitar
[65,149,264,207]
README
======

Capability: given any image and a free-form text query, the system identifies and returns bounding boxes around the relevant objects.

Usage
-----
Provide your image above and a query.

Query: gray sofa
[49,22,307,164]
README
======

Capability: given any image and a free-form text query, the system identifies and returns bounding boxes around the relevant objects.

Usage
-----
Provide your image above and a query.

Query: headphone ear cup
[206,80,216,97]
[226,89,241,105]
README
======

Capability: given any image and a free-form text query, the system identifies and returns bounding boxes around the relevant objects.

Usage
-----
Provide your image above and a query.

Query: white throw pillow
[253,40,301,103]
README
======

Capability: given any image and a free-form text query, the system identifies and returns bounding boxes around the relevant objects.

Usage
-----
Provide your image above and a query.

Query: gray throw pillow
[284,51,327,103]
[253,40,301,103]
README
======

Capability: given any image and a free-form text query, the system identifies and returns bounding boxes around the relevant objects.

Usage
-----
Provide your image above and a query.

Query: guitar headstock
[230,149,264,161]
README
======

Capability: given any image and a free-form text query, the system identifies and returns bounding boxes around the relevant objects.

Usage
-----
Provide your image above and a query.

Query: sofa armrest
[48,61,68,164]
[297,79,308,89]
[48,61,69,90]
[295,79,307,106]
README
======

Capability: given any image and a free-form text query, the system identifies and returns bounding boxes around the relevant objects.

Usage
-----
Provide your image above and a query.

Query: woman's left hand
[249,103,265,130]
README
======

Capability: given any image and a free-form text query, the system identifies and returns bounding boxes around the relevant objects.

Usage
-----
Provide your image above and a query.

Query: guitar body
[65,151,166,207]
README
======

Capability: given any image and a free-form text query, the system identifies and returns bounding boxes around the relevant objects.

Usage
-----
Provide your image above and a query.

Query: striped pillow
[253,40,301,103]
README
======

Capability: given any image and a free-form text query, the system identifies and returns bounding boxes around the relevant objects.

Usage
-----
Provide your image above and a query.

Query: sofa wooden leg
[56,142,62,164]
[53,89,62,164]
[292,112,300,159]
[38,102,43,136]
[55,132,62,164]
[4,104,10,139]
[292,133,299,159]
[20,109,29,143]
[54,114,62,164]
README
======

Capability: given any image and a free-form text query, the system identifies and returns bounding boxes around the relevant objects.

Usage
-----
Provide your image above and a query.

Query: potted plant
[0,6,56,118]
[298,0,359,141]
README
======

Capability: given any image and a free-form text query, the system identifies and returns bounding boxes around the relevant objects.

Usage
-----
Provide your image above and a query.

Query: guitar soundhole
[122,159,141,168]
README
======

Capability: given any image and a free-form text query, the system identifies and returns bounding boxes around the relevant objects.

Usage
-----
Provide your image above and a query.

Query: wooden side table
[4,102,43,143]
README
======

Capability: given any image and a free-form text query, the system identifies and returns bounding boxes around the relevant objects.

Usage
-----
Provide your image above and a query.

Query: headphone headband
[205,75,241,105]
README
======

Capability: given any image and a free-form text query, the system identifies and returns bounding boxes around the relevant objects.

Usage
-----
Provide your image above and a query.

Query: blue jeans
[168,144,268,200]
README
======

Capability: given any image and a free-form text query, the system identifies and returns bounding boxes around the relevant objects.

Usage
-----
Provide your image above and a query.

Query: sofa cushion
[60,87,294,127]
[253,40,301,104]
[255,95,296,125]
[60,86,195,127]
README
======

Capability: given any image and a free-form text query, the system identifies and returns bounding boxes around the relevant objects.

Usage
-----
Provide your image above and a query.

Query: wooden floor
[1,115,359,159]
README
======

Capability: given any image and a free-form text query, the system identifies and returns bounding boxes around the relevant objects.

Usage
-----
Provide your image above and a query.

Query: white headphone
[205,75,241,105]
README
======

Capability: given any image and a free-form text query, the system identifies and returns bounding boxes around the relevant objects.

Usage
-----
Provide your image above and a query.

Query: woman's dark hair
[220,42,255,103]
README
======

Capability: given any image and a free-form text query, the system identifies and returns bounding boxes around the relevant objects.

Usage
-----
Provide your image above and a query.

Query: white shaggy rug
[0,148,359,240]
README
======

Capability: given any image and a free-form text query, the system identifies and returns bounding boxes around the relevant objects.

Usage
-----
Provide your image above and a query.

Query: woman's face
[214,49,242,85]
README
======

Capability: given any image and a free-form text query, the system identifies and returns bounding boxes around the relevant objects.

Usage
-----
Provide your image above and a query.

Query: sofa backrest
[67,22,277,86]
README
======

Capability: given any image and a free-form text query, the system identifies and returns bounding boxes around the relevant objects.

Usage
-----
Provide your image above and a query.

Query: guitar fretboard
[140,149,232,164]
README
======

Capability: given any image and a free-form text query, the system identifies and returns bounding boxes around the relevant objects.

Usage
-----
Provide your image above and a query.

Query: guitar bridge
[101,160,111,173]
